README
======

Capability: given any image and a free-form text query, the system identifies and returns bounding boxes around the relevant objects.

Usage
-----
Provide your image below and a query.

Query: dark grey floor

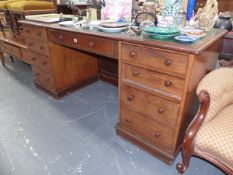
[0,59,225,175]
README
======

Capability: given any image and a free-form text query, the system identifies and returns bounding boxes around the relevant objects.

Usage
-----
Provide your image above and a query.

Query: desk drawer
[32,67,55,90]
[29,51,51,71]
[120,106,175,152]
[27,39,49,56]
[48,30,79,48]
[24,26,47,42]
[121,43,188,76]
[123,64,184,100]
[78,35,114,57]
[48,29,115,57]
[120,84,179,127]
[2,43,21,58]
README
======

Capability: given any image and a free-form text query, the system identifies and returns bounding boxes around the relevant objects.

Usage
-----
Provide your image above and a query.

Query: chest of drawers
[24,25,56,93]
[23,25,98,97]
[117,41,220,164]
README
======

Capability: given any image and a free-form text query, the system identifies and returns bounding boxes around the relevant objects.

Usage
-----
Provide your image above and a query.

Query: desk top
[19,20,227,55]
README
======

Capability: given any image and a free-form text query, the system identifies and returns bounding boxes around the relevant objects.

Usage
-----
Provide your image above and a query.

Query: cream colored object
[197,0,218,31]
[194,67,233,171]
[194,104,233,170]
[196,68,233,123]
[86,8,97,21]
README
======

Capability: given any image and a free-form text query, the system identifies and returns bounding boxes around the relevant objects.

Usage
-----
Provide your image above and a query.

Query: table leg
[0,52,5,66]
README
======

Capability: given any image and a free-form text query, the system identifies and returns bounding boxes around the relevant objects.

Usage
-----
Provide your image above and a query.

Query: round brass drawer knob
[59,35,64,40]
[31,57,36,61]
[89,42,95,47]
[126,119,132,123]
[46,78,50,82]
[127,95,135,101]
[129,51,136,58]
[158,108,165,114]
[164,59,172,66]
[132,71,139,76]
[35,73,40,76]
[42,61,47,65]
[154,131,161,138]
[164,80,172,87]
[73,38,78,43]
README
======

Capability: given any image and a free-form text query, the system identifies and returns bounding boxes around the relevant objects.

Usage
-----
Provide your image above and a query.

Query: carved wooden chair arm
[219,59,233,67]
[176,90,210,174]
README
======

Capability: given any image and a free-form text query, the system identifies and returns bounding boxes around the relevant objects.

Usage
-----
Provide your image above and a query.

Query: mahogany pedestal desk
[6,20,228,164]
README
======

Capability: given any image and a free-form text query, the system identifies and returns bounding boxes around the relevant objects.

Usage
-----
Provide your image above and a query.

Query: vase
[186,0,195,21]
[197,0,218,31]
[214,15,233,31]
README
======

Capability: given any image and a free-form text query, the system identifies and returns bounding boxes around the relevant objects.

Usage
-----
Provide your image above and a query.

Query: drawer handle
[158,108,165,114]
[129,51,136,58]
[127,95,135,101]
[59,35,64,40]
[28,43,33,46]
[40,46,44,50]
[164,59,172,66]
[31,57,36,61]
[46,78,50,82]
[73,38,78,43]
[126,119,132,123]
[164,80,172,87]
[37,32,41,36]
[89,42,95,47]
[35,73,40,76]
[154,131,161,138]
[132,71,139,76]
[25,30,29,33]
[42,61,47,65]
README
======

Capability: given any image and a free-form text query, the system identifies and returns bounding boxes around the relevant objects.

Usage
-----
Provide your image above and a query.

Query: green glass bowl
[143,27,180,35]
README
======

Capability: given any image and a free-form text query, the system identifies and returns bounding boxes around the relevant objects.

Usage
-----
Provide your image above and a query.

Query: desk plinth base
[34,76,98,98]
[116,124,178,165]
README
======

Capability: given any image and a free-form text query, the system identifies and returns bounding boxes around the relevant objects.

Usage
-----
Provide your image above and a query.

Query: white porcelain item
[59,21,74,27]
[96,26,127,33]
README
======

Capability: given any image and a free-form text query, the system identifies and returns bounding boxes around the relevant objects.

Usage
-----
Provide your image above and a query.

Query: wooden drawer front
[24,26,47,41]
[123,64,184,100]
[27,39,49,56]
[121,43,188,76]
[120,84,179,127]
[32,67,55,90]
[2,43,21,58]
[78,35,114,57]
[48,30,115,57]
[120,106,175,152]
[48,30,79,48]
[29,52,51,71]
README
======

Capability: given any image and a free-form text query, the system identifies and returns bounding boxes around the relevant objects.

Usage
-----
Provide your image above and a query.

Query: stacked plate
[174,28,207,43]
[96,22,129,33]
[143,27,180,39]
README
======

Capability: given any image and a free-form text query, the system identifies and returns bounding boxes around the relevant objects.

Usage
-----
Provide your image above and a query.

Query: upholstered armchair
[0,0,56,39]
[176,67,233,174]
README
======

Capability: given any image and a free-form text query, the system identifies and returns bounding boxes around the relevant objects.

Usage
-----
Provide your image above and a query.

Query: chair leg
[176,145,192,174]
[0,52,5,66]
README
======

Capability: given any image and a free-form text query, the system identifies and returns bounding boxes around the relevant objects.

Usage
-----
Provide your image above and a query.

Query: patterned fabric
[194,104,233,170]
[196,68,233,123]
